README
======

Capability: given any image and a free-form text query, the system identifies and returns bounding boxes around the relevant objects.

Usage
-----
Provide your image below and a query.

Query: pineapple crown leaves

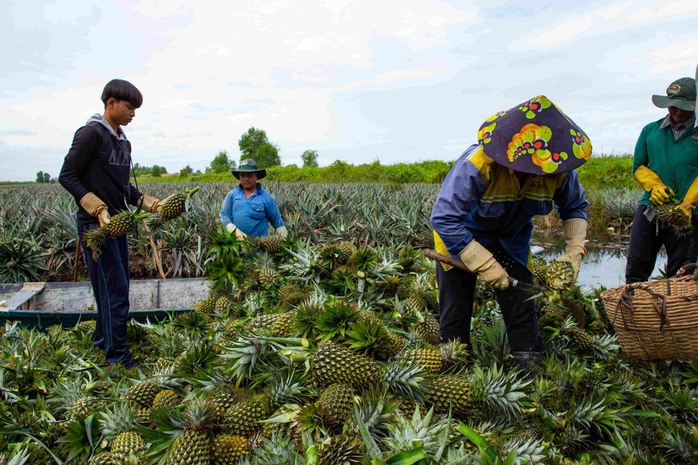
[470,364,530,419]
[345,318,392,358]
[219,335,309,386]
[98,403,139,442]
[351,385,400,443]
[57,413,103,462]
[380,361,429,403]
[382,405,447,457]
[315,301,361,343]
[265,368,311,409]
[180,395,218,430]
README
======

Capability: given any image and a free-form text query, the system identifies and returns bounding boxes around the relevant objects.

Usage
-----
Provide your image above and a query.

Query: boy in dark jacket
[59,79,162,368]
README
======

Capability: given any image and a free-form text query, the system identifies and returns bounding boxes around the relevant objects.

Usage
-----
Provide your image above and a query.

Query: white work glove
[226,223,247,240]
[79,192,110,227]
[459,240,509,290]
[275,225,288,238]
[554,218,587,281]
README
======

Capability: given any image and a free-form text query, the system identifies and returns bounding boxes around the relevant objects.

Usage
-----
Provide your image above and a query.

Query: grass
[136,153,636,189]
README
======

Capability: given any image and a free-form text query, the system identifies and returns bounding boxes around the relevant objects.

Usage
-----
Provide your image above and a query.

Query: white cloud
[0,0,696,181]
[524,16,595,47]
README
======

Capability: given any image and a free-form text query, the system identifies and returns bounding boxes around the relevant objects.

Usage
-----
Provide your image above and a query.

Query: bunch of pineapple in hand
[83,209,150,261]
[145,186,200,229]
[655,188,693,238]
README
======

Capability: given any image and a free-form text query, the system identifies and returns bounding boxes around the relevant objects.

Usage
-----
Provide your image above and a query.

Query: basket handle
[614,283,669,333]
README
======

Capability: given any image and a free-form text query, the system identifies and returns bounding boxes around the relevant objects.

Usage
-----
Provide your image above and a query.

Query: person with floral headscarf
[625,76,698,284]
[430,96,591,376]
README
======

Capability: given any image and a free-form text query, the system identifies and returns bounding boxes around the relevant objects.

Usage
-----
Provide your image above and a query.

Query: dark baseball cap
[651,77,696,111]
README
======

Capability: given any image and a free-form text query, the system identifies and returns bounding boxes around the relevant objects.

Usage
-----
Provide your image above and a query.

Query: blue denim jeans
[79,222,135,367]
[435,242,543,353]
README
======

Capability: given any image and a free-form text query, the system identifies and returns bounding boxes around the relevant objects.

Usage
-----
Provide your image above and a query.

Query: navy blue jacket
[59,114,143,223]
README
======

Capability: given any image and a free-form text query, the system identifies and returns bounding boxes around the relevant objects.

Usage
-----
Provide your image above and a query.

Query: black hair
[101,79,143,108]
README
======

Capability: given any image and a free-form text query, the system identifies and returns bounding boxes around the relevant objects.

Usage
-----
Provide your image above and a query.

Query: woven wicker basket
[600,271,698,361]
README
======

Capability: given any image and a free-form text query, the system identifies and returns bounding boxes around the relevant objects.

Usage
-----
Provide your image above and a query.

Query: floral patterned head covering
[477,95,592,175]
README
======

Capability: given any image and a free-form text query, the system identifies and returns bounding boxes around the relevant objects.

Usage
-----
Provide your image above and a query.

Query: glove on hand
[275,225,288,238]
[679,176,698,218]
[79,192,110,228]
[139,195,162,213]
[554,218,587,281]
[226,223,247,240]
[634,165,672,206]
[459,240,509,290]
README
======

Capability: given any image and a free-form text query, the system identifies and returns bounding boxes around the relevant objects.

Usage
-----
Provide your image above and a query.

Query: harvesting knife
[421,248,586,327]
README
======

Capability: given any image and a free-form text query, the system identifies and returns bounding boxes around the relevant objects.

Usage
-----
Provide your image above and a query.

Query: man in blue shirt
[220,159,287,239]
[431,96,591,376]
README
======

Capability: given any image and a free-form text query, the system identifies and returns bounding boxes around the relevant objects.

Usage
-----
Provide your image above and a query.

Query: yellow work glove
[139,195,162,213]
[679,176,698,218]
[226,223,247,240]
[458,240,509,290]
[634,165,673,206]
[79,192,110,227]
[275,225,288,238]
[554,218,587,281]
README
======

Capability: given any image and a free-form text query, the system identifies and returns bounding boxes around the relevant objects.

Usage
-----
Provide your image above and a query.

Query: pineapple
[124,380,161,410]
[425,374,474,417]
[152,389,180,411]
[398,348,444,375]
[277,282,306,308]
[214,295,232,314]
[77,319,97,334]
[258,267,280,287]
[249,312,297,337]
[159,187,200,220]
[413,314,441,344]
[256,235,284,254]
[98,404,143,461]
[657,200,694,237]
[220,394,271,437]
[110,431,148,462]
[561,327,591,351]
[83,210,149,260]
[168,397,216,465]
[337,241,356,264]
[439,340,471,372]
[530,256,548,286]
[88,452,117,465]
[196,295,218,315]
[317,435,364,465]
[310,341,379,389]
[212,434,249,464]
[316,383,354,428]
[71,396,103,422]
[544,260,576,291]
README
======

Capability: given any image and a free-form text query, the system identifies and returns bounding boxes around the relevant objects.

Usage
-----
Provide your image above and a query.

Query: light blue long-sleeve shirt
[220,183,284,237]
[431,144,589,266]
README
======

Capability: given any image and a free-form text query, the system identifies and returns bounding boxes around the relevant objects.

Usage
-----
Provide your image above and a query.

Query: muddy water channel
[540,247,666,291]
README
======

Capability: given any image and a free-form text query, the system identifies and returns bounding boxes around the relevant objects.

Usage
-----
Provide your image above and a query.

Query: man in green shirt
[626,76,698,283]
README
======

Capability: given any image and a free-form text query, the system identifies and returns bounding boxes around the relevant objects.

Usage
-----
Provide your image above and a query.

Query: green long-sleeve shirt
[632,116,698,207]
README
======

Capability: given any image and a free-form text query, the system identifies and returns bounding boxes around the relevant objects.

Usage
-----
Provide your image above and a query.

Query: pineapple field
[1,182,697,464]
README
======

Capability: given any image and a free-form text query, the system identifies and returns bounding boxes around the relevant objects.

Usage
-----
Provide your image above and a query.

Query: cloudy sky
[1,0,696,182]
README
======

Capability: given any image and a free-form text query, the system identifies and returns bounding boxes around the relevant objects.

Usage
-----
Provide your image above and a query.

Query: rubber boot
[511,351,543,379]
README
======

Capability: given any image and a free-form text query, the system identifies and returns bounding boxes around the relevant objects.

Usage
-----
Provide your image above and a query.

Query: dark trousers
[435,243,543,353]
[79,222,135,367]
[625,205,698,284]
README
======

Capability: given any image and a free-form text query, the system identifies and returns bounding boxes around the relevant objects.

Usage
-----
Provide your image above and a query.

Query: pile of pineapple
[1,240,697,464]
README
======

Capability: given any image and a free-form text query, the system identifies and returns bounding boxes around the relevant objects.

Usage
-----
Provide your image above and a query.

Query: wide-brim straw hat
[231,159,267,179]
[477,95,592,175]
